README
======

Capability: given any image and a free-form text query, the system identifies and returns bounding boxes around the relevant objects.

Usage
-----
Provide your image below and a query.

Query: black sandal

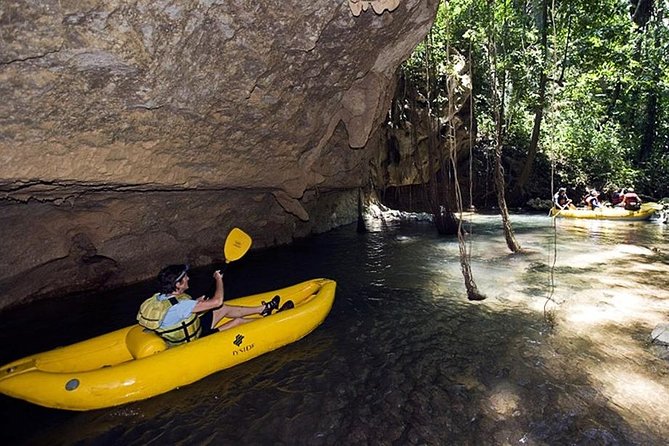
[277,300,294,313]
[261,295,280,317]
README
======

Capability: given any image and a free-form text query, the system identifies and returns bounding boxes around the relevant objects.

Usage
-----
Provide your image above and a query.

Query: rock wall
[369,52,474,211]
[0,0,438,309]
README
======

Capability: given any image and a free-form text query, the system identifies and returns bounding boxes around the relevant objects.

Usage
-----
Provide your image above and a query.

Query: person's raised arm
[192,270,224,312]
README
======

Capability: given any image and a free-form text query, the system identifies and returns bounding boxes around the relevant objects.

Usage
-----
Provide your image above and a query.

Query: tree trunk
[494,138,522,253]
[605,79,622,121]
[639,86,658,163]
[490,3,522,254]
[514,0,549,196]
[516,73,547,192]
[638,6,662,164]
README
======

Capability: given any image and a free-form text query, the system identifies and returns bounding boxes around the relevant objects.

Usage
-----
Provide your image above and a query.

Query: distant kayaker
[585,190,601,210]
[620,188,641,210]
[610,187,625,206]
[137,264,287,346]
[553,187,573,210]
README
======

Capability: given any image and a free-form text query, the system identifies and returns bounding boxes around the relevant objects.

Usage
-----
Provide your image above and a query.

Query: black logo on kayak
[233,334,244,346]
[233,343,254,356]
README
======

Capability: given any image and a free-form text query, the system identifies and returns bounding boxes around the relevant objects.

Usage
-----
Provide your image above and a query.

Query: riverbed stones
[651,323,669,345]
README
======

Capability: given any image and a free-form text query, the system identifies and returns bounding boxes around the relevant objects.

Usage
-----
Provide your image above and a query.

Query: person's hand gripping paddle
[205,228,252,299]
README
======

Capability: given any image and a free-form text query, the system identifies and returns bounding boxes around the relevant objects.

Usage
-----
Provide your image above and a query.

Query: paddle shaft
[206,227,252,297]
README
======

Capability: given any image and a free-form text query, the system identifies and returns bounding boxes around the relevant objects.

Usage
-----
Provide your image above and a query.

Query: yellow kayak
[549,202,663,221]
[0,278,336,411]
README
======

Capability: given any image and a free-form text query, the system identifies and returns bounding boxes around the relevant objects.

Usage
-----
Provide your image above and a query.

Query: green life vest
[137,293,202,346]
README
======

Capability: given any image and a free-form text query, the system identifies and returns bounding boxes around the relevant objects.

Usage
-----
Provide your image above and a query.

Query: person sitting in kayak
[137,264,290,346]
[611,187,625,206]
[585,190,601,210]
[552,187,573,210]
[620,188,641,210]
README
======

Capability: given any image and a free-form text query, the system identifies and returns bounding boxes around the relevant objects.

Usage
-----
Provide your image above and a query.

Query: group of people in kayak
[553,186,642,211]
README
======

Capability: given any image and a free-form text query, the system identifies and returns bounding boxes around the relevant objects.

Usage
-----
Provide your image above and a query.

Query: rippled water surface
[1,213,668,445]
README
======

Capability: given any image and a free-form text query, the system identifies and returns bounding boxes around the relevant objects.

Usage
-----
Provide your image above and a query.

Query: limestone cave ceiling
[0,0,438,308]
[1,0,436,202]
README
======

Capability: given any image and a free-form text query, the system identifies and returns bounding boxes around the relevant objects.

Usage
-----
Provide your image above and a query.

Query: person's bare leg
[222,304,264,318]
[214,317,253,332]
[210,304,264,328]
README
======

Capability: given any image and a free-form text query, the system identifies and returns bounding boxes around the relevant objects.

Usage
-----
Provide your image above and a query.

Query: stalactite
[357,187,367,233]
[348,0,401,17]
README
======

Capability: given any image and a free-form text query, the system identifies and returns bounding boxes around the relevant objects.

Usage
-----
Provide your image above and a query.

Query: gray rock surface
[0,0,438,308]
[651,323,669,345]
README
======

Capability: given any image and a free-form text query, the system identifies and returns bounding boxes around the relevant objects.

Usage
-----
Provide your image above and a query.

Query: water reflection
[1,214,668,445]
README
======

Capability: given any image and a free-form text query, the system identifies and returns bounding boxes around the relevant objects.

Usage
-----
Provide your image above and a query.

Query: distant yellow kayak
[549,202,663,221]
[0,278,336,411]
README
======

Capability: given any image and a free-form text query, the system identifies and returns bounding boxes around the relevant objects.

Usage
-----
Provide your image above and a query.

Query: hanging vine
[446,2,485,301]
[487,0,522,253]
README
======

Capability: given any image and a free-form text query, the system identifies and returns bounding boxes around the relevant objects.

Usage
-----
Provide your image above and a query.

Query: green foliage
[546,104,640,192]
[640,152,669,199]
[398,0,669,203]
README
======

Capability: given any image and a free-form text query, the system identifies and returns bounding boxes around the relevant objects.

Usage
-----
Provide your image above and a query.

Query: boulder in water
[651,323,669,345]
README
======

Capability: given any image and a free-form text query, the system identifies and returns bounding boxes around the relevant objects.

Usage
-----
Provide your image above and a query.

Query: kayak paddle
[222,227,252,271]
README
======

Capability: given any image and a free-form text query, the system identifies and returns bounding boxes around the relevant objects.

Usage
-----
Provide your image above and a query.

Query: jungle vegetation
[398,0,669,208]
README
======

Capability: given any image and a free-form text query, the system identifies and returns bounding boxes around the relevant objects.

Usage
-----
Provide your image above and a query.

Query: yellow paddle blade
[642,202,663,211]
[224,227,252,263]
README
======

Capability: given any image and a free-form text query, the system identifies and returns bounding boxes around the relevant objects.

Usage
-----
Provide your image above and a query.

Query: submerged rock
[651,323,669,345]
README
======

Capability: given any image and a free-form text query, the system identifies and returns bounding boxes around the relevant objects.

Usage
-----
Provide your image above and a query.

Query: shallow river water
[1,212,668,445]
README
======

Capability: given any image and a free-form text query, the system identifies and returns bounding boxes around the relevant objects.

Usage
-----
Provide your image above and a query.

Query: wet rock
[0,0,440,308]
[651,323,669,345]
[485,382,523,420]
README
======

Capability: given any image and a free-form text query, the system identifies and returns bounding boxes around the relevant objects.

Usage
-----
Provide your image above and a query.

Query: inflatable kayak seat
[126,325,168,359]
